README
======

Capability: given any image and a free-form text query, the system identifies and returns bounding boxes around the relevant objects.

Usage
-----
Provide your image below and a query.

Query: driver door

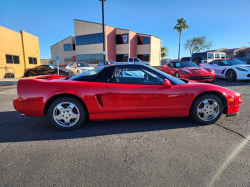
[108,66,187,116]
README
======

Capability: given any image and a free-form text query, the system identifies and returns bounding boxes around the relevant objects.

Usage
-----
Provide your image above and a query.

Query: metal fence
[0,67,16,81]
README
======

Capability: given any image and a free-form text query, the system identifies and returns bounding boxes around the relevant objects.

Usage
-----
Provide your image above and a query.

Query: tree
[161,46,169,59]
[173,18,189,61]
[184,36,212,55]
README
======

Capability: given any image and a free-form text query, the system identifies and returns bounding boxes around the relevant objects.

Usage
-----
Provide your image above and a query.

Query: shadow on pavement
[213,78,250,87]
[0,111,201,143]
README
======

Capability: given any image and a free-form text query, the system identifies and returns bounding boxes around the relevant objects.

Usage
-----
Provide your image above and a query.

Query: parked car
[24,65,73,77]
[96,61,116,68]
[200,58,250,81]
[116,58,150,66]
[161,61,216,82]
[66,62,94,75]
[192,52,226,64]
[14,64,242,130]
[180,57,192,61]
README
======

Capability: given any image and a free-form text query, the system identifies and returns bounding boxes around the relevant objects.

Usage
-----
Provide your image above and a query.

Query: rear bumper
[13,97,44,117]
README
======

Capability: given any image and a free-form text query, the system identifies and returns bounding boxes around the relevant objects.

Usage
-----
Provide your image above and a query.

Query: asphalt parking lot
[0,79,249,187]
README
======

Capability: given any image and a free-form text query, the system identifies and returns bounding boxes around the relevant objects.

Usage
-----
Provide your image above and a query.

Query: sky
[0,0,250,60]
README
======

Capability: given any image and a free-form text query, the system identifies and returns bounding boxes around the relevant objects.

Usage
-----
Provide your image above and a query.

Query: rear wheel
[226,70,236,82]
[193,58,200,65]
[48,96,86,130]
[77,70,80,75]
[190,94,223,125]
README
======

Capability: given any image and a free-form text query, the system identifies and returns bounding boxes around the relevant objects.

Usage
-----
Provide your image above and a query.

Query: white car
[200,58,250,81]
[66,62,94,75]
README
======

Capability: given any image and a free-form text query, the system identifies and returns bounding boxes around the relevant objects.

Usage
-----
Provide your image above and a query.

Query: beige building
[0,26,40,78]
[51,19,161,66]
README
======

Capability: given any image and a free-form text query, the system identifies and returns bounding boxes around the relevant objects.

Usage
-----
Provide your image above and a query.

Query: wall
[50,36,76,65]
[129,31,137,58]
[150,36,161,66]
[0,26,25,78]
[105,25,116,61]
[74,20,103,56]
[116,29,129,56]
[21,31,41,69]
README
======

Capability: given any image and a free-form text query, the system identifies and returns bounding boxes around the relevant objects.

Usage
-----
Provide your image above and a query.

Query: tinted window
[137,54,150,61]
[116,33,129,44]
[29,57,37,64]
[208,53,214,59]
[76,33,103,45]
[192,53,206,59]
[137,36,150,45]
[6,55,20,64]
[64,44,72,51]
[64,57,73,63]
[172,62,199,68]
[215,53,220,59]
[116,54,128,62]
[129,58,133,62]
[76,63,90,67]
[111,66,163,85]
[211,61,221,66]
[220,59,244,66]
[70,67,105,80]
[77,54,103,64]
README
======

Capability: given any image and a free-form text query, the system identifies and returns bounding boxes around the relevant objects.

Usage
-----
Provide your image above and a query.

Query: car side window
[129,58,133,62]
[68,63,73,67]
[212,61,220,66]
[110,66,164,85]
[208,53,214,59]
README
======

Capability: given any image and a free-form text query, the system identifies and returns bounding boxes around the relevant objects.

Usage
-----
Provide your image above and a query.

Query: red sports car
[13,64,242,130]
[161,61,216,82]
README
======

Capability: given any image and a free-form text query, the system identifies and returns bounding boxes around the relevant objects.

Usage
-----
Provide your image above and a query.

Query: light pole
[99,0,106,63]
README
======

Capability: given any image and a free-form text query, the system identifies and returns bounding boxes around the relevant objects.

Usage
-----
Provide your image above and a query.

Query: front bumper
[226,112,239,117]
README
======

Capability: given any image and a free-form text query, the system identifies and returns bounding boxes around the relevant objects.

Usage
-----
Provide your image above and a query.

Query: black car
[24,65,73,77]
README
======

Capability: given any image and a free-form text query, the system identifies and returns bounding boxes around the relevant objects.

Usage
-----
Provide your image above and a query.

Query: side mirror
[163,79,172,88]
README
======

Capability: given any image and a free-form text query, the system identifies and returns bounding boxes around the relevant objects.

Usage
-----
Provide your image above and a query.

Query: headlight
[211,69,215,73]
[180,70,190,74]
[235,67,248,71]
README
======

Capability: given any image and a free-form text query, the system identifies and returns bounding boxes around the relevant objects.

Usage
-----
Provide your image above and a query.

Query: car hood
[181,67,212,76]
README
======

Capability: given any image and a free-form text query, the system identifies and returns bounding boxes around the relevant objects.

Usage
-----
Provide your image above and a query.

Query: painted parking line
[0,89,17,94]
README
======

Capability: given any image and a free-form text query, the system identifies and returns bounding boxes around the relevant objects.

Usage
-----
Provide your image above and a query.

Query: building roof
[73,19,161,39]
[50,36,73,47]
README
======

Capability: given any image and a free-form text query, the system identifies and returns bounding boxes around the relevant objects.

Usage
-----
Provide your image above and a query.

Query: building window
[116,33,129,44]
[137,54,150,61]
[75,33,103,46]
[137,36,150,45]
[116,54,128,62]
[65,57,73,63]
[64,44,72,51]
[6,55,20,64]
[29,57,37,64]
[76,54,103,64]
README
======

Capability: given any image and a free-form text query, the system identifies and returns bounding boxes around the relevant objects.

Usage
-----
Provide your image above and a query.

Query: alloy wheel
[53,102,80,127]
[197,99,219,121]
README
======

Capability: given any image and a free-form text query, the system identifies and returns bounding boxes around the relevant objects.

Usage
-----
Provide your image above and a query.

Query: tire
[26,72,32,77]
[48,96,86,130]
[175,72,180,78]
[193,58,200,65]
[77,70,80,75]
[190,94,223,125]
[226,69,236,82]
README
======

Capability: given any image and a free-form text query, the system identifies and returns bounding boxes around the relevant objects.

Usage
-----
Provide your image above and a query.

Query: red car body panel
[13,74,242,121]
[161,65,216,82]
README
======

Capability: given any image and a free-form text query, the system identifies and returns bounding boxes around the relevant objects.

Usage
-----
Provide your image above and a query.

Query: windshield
[70,67,105,80]
[173,62,199,68]
[49,65,58,69]
[147,66,185,85]
[221,59,244,66]
[76,63,90,67]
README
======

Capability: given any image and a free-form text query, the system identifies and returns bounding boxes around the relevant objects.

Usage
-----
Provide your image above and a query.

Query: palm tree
[174,18,189,61]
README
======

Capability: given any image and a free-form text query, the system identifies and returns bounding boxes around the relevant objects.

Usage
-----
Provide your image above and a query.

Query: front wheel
[77,70,80,75]
[226,70,236,82]
[190,94,223,125]
[48,96,86,130]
